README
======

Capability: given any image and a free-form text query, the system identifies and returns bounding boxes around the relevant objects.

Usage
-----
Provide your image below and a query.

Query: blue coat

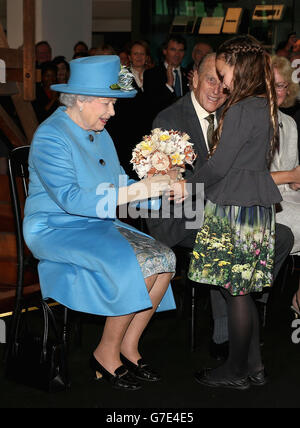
[23,107,176,316]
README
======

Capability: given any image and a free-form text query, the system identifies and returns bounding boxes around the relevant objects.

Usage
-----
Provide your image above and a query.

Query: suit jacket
[143,64,190,134]
[145,92,209,247]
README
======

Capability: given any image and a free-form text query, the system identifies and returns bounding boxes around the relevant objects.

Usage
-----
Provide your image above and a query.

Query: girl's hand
[168,180,189,203]
[166,167,185,183]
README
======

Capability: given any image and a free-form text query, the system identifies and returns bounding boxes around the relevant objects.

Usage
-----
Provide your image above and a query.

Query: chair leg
[280,256,292,294]
[191,284,196,352]
[62,307,68,347]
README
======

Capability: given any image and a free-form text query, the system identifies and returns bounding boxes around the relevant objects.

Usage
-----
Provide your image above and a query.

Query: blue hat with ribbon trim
[51,55,137,98]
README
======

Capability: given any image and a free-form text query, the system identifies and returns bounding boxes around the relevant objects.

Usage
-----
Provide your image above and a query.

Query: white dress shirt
[191,91,217,152]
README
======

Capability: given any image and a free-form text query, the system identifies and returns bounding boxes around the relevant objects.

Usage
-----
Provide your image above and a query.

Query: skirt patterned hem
[116,226,176,279]
[187,273,272,296]
[188,201,276,296]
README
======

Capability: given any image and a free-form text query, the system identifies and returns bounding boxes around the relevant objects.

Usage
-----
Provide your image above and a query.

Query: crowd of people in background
[31,34,300,161]
[1,32,300,207]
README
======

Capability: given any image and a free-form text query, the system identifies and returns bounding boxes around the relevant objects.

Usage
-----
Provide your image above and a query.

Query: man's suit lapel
[183,93,208,164]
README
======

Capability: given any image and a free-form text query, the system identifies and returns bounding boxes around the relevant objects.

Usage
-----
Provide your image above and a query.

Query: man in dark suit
[145,53,294,359]
[143,34,190,133]
[146,53,227,248]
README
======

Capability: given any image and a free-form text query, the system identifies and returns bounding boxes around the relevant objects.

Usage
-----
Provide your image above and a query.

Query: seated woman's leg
[93,313,135,374]
[120,272,173,363]
[93,272,172,374]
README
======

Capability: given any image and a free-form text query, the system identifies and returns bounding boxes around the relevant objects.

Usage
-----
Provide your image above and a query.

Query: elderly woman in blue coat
[23,56,176,391]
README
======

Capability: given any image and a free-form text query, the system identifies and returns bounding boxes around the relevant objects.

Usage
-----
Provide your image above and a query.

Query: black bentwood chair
[4,146,71,392]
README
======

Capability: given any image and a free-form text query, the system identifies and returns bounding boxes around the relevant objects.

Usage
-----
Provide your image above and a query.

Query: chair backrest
[7,146,31,308]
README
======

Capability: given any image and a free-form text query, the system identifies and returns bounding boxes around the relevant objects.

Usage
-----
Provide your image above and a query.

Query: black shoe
[89,355,141,391]
[248,369,268,387]
[210,340,229,361]
[121,354,161,382]
[195,368,250,391]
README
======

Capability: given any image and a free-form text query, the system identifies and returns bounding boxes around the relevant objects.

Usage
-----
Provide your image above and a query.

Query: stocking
[209,289,263,379]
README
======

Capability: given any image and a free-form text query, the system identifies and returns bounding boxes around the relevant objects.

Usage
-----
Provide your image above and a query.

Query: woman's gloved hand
[117,174,171,205]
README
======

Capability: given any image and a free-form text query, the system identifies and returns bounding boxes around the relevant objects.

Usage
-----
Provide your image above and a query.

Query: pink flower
[260,260,266,266]
[255,249,261,256]
[151,152,170,171]
[224,282,231,289]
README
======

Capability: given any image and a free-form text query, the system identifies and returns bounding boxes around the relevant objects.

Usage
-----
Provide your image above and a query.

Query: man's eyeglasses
[275,82,289,92]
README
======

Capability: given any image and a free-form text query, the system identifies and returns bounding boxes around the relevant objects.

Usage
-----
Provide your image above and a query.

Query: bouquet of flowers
[131,128,197,180]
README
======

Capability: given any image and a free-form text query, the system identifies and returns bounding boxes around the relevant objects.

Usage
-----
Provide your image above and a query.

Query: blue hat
[50,55,137,98]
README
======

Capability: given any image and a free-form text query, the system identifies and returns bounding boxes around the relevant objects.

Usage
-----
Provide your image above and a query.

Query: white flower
[131,128,196,178]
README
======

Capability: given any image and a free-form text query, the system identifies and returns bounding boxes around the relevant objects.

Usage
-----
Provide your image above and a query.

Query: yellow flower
[171,152,185,165]
[160,134,171,141]
[218,261,231,266]
[204,263,212,267]
[140,141,155,153]
[200,253,206,257]
[193,251,200,260]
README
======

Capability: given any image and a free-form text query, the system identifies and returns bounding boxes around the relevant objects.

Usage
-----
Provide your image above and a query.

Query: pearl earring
[79,105,83,112]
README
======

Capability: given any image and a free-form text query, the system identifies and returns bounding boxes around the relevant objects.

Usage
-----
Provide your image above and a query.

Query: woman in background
[32,61,60,123]
[129,40,151,92]
[271,55,300,317]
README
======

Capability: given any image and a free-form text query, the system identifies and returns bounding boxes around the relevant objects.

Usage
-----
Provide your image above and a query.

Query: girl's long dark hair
[211,35,279,165]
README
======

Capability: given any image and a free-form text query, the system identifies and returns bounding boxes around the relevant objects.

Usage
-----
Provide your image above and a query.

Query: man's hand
[289,182,300,191]
[293,165,300,183]
[166,65,175,87]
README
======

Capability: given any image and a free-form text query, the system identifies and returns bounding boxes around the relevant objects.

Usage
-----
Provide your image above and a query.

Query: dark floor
[0,259,299,410]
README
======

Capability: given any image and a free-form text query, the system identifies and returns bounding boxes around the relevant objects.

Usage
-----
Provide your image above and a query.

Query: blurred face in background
[119,51,130,67]
[292,38,300,52]
[56,62,69,84]
[36,43,51,65]
[74,43,88,54]
[192,43,212,67]
[129,44,147,69]
[274,67,289,107]
[42,68,57,89]
[163,40,185,68]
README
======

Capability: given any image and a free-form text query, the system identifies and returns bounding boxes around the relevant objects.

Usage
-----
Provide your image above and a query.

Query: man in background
[143,34,189,134]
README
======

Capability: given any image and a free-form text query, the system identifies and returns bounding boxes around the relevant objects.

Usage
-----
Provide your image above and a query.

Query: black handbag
[5,300,69,392]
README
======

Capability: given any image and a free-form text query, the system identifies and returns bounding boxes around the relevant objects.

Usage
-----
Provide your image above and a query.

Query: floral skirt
[188,201,276,296]
[116,226,176,279]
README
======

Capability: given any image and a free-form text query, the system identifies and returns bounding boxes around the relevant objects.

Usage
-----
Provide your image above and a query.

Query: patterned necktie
[173,69,181,97]
[205,114,215,151]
